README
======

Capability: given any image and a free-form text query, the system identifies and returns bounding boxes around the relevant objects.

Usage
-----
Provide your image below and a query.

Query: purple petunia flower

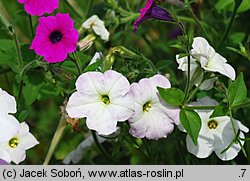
[133,0,174,31]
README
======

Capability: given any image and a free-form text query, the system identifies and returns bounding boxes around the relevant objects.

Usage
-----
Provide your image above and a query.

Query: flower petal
[0,115,20,142]
[186,134,214,158]
[86,105,117,135]
[205,53,236,80]
[0,88,17,115]
[18,123,39,150]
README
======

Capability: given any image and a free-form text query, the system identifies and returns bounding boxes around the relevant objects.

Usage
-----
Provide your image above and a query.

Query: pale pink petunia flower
[30,13,79,63]
[128,75,180,140]
[66,70,134,135]
[17,0,59,16]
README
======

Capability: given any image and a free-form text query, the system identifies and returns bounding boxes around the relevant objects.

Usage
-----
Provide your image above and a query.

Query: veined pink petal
[128,74,179,140]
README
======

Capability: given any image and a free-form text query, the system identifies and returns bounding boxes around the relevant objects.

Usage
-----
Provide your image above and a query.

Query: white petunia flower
[66,70,134,135]
[0,88,20,142]
[183,97,249,161]
[128,75,180,140]
[0,122,39,164]
[191,37,235,80]
[82,15,110,41]
[176,37,235,90]
[176,55,217,90]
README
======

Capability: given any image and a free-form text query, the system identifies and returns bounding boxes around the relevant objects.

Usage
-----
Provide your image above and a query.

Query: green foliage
[0,0,250,165]
[209,105,228,118]
[228,73,247,106]
[157,87,185,106]
[180,109,201,145]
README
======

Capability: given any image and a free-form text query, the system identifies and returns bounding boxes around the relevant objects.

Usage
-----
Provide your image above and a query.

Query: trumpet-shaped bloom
[133,0,174,31]
[128,75,180,140]
[17,0,59,16]
[66,70,134,135]
[180,37,235,80]
[30,13,79,63]
[0,88,19,142]
[0,122,39,164]
[182,97,249,161]
[82,15,110,41]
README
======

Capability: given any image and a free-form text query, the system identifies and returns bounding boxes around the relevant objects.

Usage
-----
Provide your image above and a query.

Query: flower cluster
[66,70,180,140]
[0,88,39,164]
[176,37,236,90]
[179,97,249,160]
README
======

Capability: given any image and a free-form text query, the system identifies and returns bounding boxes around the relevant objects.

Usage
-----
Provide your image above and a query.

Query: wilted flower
[66,70,134,135]
[128,75,180,140]
[82,15,110,41]
[17,0,59,16]
[30,13,79,63]
[182,97,249,161]
[0,88,20,142]
[0,122,39,164]
[133,0,174,31]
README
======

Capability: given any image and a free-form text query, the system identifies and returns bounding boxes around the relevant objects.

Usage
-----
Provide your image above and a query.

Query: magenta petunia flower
[30,13,79,63]
[133,0,174,31]
[17,0,59,16]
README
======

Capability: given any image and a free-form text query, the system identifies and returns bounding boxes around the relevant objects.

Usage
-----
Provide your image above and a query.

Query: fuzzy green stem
[43,115,67,165]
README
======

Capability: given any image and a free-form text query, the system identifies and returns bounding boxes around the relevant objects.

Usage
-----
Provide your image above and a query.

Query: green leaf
[209,105,228,118]
[83,60,102,72]
[228,73,247,106]
[180,109,202,145]
[157,87,184,106]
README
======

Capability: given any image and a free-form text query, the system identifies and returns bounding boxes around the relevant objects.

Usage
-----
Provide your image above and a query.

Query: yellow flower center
[143,101,152,112]
[207,120,218,129]
[101,95,110,105]
[9,137,19,148]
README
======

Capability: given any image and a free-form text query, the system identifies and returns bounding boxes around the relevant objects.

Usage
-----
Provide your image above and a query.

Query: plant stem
[186,79,204,103]
[183,54,191,104]
[43,115,67,165]
[64,0,82,19]
[218,2,239,49]
[188,8,208,39]
[69,54,81,75]
[28,14,34,38]
[185,105,216,110]
[91,130,114,163]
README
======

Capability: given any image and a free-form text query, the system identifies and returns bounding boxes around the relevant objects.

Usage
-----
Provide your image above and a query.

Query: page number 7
[240,169,246,178]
